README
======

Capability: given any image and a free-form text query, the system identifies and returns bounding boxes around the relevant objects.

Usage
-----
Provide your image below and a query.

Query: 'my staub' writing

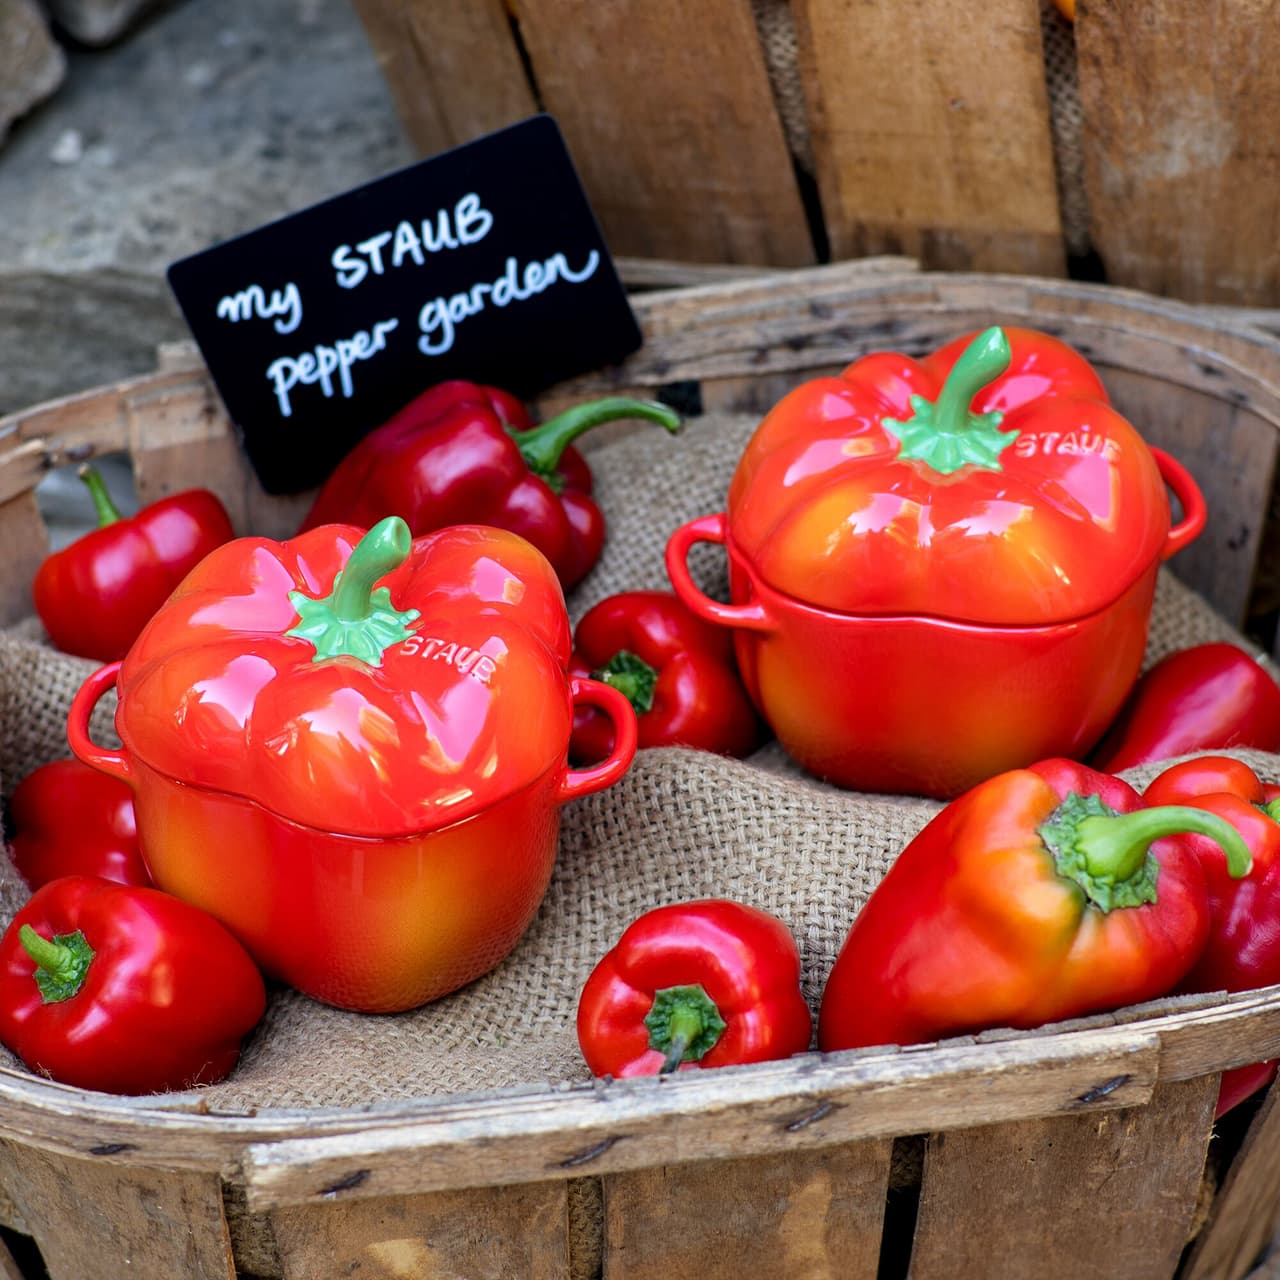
[210,192,601,419]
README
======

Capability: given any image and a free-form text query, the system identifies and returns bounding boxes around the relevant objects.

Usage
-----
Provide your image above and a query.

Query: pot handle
[665,513,772,632]
[67,661,133,787]
[558,676,638,804]
[1153,446,1207,560]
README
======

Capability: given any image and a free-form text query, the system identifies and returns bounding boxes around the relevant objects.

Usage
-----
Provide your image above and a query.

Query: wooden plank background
[0,1141,233,1280]
[352,0,815,266]
[1185,1084,1280,1280]
[347,0,536,151]
[792,0,1065,275]
[270,1182,569,1280]
[350,0,1280,307]
[510,0,815,265]
[1077,0,1280,306]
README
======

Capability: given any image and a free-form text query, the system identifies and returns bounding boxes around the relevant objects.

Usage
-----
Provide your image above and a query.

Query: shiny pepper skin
[568,590,767,762]
[1092,644,1280,771]
[9,758,149,889]
[299,381,681,590]
[33,465,234,662]
[818,759,1252,1052]
[0,876,265,1095]
[1145,756,1280,1115]
[578,899,812,1077]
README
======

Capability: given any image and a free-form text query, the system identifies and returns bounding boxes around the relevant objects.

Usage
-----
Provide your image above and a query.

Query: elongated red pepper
[1144,756,1280,1114]
[9,758,149,889]
[0,876,265,1094]
[577,899,812,1077]
[1092,643,1280,771]
[818,759,1252,1052]
[568,590,766,762]
[299,381,681,590]
[32,466,234,662]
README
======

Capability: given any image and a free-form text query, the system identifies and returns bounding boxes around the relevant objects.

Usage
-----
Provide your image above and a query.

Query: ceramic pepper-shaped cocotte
[666,326,1206,799]
[69,518,637,1013]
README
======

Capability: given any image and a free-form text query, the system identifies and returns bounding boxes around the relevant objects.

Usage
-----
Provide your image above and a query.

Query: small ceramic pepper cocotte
[667,326,1206,799]
[69,517,637,1013]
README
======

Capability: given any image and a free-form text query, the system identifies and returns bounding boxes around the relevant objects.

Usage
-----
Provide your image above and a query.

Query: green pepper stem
[19,925,95,1004]
[1264,797,1280,824]
[19,925,73,975]
[332,517,412,621]
[644,983,727,1074]
[511,398,681,480]
[1076,804,1254,882]
[594,650,658,715]
[933,327,1012,437]
[286,516,421,666]
[1041,792,1255,914]
[659,1008,705,1075]
[881,327,1017,474]
[78,465,123,528]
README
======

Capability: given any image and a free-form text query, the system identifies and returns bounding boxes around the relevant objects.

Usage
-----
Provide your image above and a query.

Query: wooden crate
[3,263,1280,1278]
[350,0,1280,307]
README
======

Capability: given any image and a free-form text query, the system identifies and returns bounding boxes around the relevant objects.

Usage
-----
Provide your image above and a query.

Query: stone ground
[0,0,415,537]
[0,0,414,417]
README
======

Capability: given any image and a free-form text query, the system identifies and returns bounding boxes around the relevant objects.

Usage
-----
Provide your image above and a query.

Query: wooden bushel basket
[2,262,1280,1279]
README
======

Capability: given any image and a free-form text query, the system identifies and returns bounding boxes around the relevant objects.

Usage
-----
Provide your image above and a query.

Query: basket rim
[0,977,1277,1206]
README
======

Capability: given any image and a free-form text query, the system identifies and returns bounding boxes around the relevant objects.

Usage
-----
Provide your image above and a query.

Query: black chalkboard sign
[167,115,642,494]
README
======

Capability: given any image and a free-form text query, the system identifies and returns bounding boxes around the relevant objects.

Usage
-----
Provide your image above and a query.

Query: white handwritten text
[331,193,494,289]
[265,318,400,418]
[216,281,303,335]
[417,250,600,357]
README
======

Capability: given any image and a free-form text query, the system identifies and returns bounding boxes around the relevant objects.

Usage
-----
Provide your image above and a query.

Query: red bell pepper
[9,758,149,889]
[818,759,1252,1053]
[0,875,265,1094]
[69,518,637,1013]
[298,381,681,590]
[32,466,234,662]
[1092,643,1280,771]
[577,899,812,1077]
[568,590,766,762]
[1144,755,1280,1114]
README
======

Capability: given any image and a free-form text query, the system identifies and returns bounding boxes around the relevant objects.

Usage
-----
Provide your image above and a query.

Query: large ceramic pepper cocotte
[666,326,1207,799]
[68,518,637,1013]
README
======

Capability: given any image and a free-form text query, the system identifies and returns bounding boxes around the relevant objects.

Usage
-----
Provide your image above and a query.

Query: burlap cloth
[0,411,1272,1274]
